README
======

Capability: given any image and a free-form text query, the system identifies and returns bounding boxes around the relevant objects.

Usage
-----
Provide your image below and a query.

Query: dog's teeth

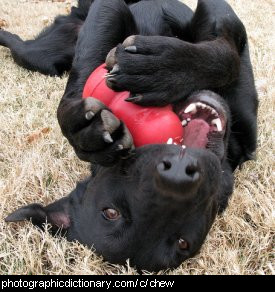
[187,118,191,122]
[182,120,188,126]
[167,138,173,145]
[212,109,217,115]
[211,118,223,132]
[184,103,197,114]
[182,145,186,149]
[196,102,205,109]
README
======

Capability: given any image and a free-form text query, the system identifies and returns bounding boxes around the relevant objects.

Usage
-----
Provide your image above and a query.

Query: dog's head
[6,91,234,272]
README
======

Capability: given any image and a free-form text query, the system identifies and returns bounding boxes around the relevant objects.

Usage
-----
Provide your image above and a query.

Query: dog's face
[71,145,222,271]
[6,91,231,272]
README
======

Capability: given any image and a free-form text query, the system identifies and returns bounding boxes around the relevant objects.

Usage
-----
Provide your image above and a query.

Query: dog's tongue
[183,119,210,148]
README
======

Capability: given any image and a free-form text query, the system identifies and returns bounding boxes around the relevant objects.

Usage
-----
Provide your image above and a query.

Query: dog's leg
[57,0,137,166]
[189,0,258,170]
[220,47,258,171]
[104,0,245,106]
[103,0,258,170]
[0,2,93,76]
[0,0,139,76]
[189,1,258,214]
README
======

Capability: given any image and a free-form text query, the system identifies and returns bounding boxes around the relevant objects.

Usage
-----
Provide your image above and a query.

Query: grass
[0,0,274,275]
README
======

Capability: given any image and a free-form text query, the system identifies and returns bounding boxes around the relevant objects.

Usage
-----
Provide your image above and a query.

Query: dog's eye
[102,208,121,221]
[178,238,189,250]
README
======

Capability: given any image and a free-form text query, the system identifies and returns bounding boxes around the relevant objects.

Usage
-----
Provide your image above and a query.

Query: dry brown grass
[0,0,274,275]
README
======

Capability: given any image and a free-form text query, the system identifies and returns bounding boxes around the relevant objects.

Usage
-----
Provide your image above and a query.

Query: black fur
[2,0,258,272]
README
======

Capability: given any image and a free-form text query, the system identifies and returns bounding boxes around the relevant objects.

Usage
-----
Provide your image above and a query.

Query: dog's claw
[116,126,134,152]
[106,77,117,85]
[105,47,117,69]
[105,74,116,78]
[85,111,95,121]
[100,111,133,150]
[101,110,121,133]
[117,144,124,151]
[125,94,143,103]
[84,97,105,117]
[122,35,136,47]
[103,131,113,144]
[110,64,120,75]
[125,46,137,53]
[120,125,134,150]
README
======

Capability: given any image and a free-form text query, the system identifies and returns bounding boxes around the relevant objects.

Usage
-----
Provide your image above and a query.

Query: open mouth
[171,92,227,149]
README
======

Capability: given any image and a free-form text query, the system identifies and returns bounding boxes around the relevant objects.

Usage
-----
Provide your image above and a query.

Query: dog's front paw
[58,97,134,166]
[105,35,188,107]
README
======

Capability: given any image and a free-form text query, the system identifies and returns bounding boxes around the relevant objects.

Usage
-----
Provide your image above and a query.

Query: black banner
[0,275,265,290]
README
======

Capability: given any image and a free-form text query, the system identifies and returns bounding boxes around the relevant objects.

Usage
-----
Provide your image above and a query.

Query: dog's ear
[5,203,48,225]
[5,196,71,233]
[5,179,89,233]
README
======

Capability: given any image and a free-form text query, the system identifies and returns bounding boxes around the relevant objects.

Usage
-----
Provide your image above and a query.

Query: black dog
[2,0,258,272]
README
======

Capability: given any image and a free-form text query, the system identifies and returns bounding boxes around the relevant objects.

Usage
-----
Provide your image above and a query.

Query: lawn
[0,0,274,275]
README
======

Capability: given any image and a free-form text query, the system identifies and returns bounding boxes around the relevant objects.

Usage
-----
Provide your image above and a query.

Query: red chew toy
[83,64,184,147]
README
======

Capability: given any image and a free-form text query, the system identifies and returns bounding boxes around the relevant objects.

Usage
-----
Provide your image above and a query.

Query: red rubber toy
[83,64,184,147]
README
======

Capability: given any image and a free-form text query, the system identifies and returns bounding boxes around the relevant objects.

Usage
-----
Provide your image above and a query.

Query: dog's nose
[155,154,202,197]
